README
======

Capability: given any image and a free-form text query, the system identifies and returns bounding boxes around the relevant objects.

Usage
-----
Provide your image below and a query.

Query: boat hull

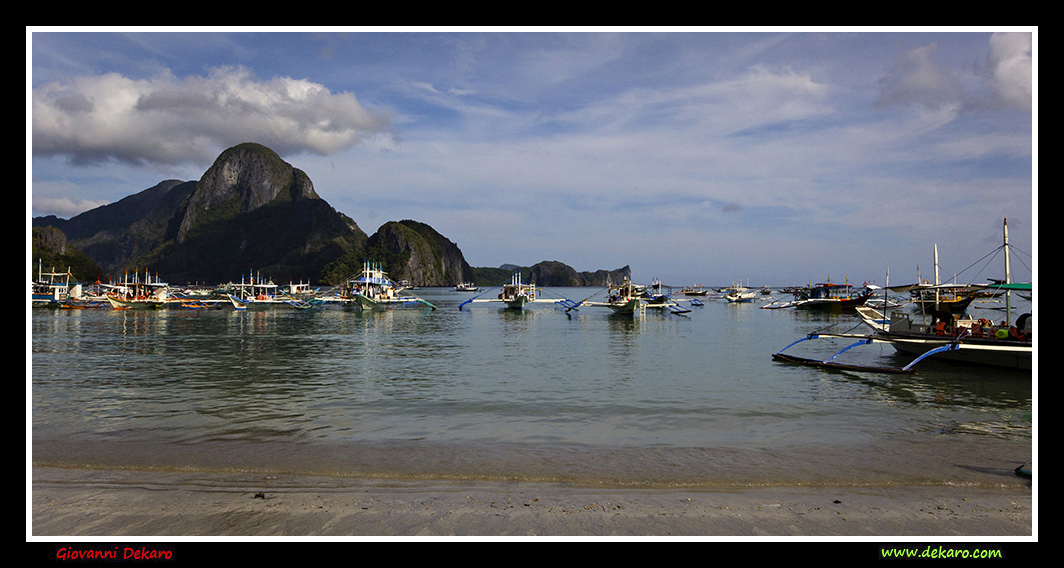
[107,297,164,310]
[794,295,871,312]
[354,294,434,310]
[909,295,976,314]
[608,298,643,314]
[231,297,311,310]
[882,334,1031,371]
[793,289,872,311]
[504,295,530,309]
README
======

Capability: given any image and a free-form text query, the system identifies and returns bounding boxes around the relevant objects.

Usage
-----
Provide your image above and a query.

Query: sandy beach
[31,465,1033,539]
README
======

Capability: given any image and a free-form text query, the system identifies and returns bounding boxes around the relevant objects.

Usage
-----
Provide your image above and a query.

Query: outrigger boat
[902,283,978,314]
[459,272,579,311]
[338,260,436,310]
[891,245,978,315]
[284,280,316,296]
[774,308,1031,373]
[454,282,480,292]
[54,285,111,309]
[224,270,313,310]
[722,282,756,303]
[772,220,1032,373]
[681,285,711,297]
[579,273,695,316]
[582,275,645,315]
[789,279,872,312]
[32,260,74,307]
[643,293,696,314]
[105,269,171,310]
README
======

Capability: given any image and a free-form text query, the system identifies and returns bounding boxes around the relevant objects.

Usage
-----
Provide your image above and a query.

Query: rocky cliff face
[367,220,474,286]
[477,261,630,287]
[524,260,629,287]
[34,143,369,284]
[174,143,322,244]
[156,143,368,283]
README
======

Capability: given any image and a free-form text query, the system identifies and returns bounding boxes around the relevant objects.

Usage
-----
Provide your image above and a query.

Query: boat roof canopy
[887,281,1032,292]
[976,282,1032,291]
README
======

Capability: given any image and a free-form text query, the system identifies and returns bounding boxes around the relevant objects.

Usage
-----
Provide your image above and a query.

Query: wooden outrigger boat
[32,260,75,307]
[578,273,696,316]
[681,285,710,297]
[642,293,695,314]
[104,270,171,310]
[583,275,646,315]
[772,219,1032,373]
[722,282,756,303]
[224,270,313,310]
[903,283,978,314]
[890,244,978,315]
[790,280,872,312]
[772,318,1031,373]
[459,272,581,311]
[339,260,436,310]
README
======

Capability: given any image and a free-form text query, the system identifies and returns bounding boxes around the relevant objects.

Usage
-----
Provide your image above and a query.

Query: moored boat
[681,285,710,296]
[866,308,1030,370]
[903,283,978,314]
[790,280,872,312]
[223,271,313,309]
[32,260,75,307]
[459,272,583,311]
[582,274,645,315]
[891,244,978,315]
[773,219,1031,373]
[104,270,171,310]
[339,260,436,310]
[580,273,694,315]
[722,283,756,303]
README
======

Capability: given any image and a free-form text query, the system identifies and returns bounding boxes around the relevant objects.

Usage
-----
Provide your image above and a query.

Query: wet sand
[30,465,1033,538]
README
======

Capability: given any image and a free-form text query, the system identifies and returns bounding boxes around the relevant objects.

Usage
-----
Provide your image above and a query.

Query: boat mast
[933,243,940,307]
[1004,218,1012,323]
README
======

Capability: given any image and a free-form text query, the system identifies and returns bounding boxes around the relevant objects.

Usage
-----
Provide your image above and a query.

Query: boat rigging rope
[458,284,502,309]
[567,286,610,312]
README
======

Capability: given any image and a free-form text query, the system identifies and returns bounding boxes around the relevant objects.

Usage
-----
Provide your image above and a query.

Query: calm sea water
[30,288,1033,489]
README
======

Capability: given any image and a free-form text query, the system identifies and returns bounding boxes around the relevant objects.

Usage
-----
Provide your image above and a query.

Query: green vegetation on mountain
[473,261,630,288]
[32,226,108,283]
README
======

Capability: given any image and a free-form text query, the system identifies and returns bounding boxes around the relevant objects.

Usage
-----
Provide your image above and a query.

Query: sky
[28,28,1036,287]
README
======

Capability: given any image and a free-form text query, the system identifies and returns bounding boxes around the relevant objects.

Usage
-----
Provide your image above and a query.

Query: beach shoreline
[30,465,1033,539]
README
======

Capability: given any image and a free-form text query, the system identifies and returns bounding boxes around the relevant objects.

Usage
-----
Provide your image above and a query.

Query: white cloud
[875,43,964,110]
[550,65,833,139]
[986,32,1032,110]
[31,195,111,219]
[875,33,1033,114]
[32,65,394,167]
